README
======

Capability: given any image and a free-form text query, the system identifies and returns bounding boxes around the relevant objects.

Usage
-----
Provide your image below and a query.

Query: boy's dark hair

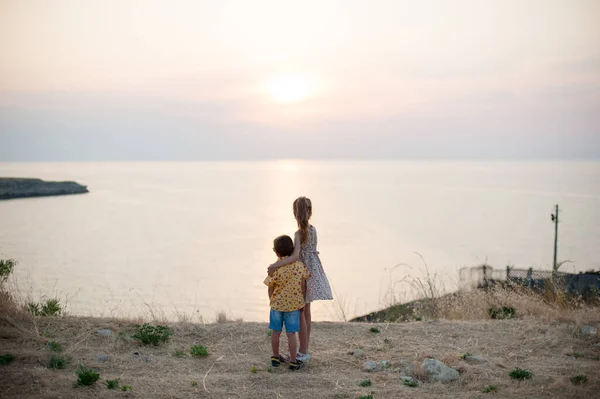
[273,235,294,257]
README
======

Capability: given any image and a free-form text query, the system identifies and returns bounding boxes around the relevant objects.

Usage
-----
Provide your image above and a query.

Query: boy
[264,235,310,371]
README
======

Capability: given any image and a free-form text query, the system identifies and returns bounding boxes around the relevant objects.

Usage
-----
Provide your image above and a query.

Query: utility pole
[551,204,559,272]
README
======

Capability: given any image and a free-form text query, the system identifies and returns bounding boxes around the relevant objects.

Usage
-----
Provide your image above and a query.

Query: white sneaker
[296,352,311,362]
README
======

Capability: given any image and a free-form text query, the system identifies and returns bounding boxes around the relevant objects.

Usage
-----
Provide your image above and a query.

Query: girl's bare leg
[304,303,312,352]
[299,307,308,354]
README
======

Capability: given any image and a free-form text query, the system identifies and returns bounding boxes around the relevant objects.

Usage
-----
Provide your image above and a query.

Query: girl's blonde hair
[293,197,312,244]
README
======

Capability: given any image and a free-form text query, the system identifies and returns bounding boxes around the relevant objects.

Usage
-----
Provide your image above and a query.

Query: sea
[0,161,599,322]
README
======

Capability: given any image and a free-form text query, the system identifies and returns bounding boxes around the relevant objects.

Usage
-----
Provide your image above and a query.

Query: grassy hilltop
[1,259,600,398]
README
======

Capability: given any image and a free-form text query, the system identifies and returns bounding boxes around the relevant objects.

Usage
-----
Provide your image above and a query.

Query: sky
[0,0,599,161]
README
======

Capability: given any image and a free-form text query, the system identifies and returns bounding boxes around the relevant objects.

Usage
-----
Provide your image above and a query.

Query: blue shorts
[269,309,301,333]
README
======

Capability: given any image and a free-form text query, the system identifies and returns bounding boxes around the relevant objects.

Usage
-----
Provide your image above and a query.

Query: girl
[268,196,333,362]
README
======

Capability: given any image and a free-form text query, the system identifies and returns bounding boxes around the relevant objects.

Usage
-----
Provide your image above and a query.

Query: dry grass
[1,315,600,398]
[2,258,600,398]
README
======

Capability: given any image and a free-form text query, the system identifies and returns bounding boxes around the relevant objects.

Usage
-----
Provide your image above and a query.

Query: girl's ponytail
[293,197,312,244]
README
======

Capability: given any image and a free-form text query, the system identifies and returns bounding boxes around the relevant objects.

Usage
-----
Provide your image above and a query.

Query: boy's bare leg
[299,308,308,354]
[304,303,312,352]
[286,332,298,362]
[271,330,281,357]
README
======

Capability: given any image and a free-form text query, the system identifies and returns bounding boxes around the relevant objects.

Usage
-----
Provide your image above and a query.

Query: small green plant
[104,378,120,389]
[358,395,374,399]
[369,327,380,334]
[0,354,15,365]
[569,352,584,359]
[488,306,516,320]
[334,394,350,399]
[174,350,188,358]
[190,344,209,358]
[250,365,258,373]
[48,354,68,369]
[27,302,40,316]
[41,298,62,316]
[359,379,372,387]
[403,379,418,387]
[47,341,63,352]
[267,366,273,373]
[570,375,588,385]
[121,385,132,392]
[0,258,16,282]
[27,299,62,316]
[191,380,198,387]
[461,352,473,360]
[266,330,272,337]
[509,367,533,380]
[74,365,100,386]
[483,384,498,393]
[132,323,172,345]
[415,316,422,321]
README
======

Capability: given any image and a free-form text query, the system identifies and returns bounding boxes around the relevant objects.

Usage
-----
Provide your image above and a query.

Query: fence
[459,265,600,295]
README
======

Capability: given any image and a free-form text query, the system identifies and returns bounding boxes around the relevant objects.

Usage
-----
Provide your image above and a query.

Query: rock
[580,325,598,338]
[352,349,364,357]
[378,360,391,369]
[0,178,88,200]
[464,355,487,364]
[94,354,110,362]
[422,358,460,383]
[132,351,152,362]
[96,329,113,337]
[363,360,379,372]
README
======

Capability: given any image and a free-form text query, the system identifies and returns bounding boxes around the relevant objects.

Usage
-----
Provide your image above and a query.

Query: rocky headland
[0,178,88,200]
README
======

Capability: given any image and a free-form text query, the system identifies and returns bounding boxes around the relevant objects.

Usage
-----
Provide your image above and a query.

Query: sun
[267,74,312,103]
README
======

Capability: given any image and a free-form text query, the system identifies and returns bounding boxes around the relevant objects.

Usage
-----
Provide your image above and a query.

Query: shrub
[132,323,172,345]
[74,365,100,386]
[47,341,63,352]
[48,354,68,369]
[483,384,498,393]
[27,302,40,316]
[369,327,380,334]
[27,299,62,317]
[509,367,533,380]
[570,375,588,385]
[403,379,418,387]
[0,259,16,283]
[190,344,209,358]
[0,354,15,365]
[41,299,62,316]
[359,379,372,387]
[104,378,120,389]
[488,306,516,320]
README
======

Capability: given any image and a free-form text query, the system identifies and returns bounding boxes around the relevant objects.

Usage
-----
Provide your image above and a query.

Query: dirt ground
[1,317,599,398]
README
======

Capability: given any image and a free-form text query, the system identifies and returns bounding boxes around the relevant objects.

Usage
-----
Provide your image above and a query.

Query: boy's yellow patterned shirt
[264,259,310,312]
